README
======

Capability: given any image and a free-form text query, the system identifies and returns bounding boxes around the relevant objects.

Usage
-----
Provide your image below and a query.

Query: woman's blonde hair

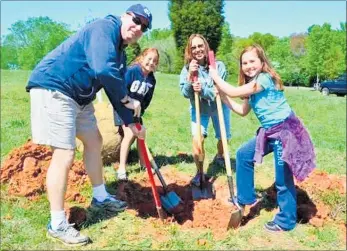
[238,44,283,90]
[184,34,211,66]
[131,48,160,70]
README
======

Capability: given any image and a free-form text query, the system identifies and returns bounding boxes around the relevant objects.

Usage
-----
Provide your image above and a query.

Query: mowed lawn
[1,69,346,250]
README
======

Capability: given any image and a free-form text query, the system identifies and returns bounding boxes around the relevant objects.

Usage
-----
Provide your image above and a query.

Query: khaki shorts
[30,88,97,149]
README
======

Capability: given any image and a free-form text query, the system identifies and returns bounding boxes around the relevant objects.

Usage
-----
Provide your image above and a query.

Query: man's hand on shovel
[129,122,146,140]
[124,97,142,117]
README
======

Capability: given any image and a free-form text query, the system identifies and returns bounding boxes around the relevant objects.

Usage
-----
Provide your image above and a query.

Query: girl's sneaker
[91,193,128,212]
[264,221,288,232]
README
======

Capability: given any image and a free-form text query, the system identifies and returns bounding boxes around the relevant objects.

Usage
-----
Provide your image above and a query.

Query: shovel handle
[193,75,205,183]
[145,143,169,191]
[209,50,235,198]
[135,123,164,219]
[193,74,203,161]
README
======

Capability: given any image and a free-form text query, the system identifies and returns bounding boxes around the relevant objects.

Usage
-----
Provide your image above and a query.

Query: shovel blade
[227,209,243,229]
[160,191,183,213]
[192,182,215,200]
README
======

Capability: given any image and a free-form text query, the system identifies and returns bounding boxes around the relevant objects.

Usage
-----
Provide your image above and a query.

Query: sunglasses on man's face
[132,16,148,33]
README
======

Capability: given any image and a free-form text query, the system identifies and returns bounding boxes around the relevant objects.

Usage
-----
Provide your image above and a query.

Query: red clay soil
[1,140,89,203]
[1,141,346,237]
[115,167,346,237]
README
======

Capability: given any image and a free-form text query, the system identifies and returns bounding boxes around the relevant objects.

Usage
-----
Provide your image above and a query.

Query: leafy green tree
[143,28,173,41]
[289,33,306,57]
[268,38,308,86]
[139,29,180,73]
[249,32,277,51]
[169,0,225,71]
[304,23,346,82]
[1,44,19,69]
[125,43,141,65]
[216,22,237,77]
[1,17,72,69]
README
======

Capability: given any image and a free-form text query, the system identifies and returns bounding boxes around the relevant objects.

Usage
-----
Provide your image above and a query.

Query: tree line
[1,0,346,86]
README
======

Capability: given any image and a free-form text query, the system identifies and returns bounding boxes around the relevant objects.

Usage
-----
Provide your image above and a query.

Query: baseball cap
[126,4,152,29]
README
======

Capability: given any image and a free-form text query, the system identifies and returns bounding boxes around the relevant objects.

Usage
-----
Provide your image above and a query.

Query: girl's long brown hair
[238,44,284,91]
[184,34,210,66]
[131,48,160,70]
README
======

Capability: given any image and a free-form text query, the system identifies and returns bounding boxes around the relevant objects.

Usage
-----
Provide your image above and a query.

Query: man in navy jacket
[26,4,152,246]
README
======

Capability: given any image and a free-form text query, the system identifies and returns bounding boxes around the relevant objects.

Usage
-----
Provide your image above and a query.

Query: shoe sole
[263,225,284,233]
[91,204,128,212]
[46,232,89,246]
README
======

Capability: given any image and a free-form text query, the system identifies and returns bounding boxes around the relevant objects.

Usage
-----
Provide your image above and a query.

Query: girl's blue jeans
[236,137,297,230]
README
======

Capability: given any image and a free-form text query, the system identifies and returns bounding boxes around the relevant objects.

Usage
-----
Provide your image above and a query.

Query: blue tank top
[249,73,292,128]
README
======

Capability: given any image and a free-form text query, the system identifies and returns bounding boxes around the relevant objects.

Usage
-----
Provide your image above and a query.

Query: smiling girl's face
[191,37,206,64]
[241,49,263,78]
[141,51,159,74]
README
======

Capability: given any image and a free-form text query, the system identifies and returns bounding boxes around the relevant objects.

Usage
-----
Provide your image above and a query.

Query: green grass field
[1,70,346,250]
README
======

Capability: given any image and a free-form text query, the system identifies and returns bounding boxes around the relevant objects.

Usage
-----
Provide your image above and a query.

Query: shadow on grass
[240,183,318,226]
[126,148,195,167]
[206,157,236,180]
[67,204,123,230]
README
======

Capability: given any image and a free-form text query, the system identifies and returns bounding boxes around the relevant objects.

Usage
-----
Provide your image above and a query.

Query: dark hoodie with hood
[26,15,133,125]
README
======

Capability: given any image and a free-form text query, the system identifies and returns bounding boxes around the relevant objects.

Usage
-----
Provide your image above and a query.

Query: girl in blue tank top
[209,44,315,232]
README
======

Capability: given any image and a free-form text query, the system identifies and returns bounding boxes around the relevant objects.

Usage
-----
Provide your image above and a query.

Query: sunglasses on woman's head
[132,16,148,32]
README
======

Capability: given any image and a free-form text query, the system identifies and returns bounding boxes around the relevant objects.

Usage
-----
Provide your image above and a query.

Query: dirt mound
[1,140,89,202]
[298,170,346,195]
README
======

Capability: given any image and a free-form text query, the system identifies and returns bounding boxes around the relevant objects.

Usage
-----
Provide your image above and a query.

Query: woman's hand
[189,59,199,73]
[192,80,202,92]
[188,59,199,81]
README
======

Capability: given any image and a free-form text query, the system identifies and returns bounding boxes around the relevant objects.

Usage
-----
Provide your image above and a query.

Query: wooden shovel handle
[215,95,232,176]
[208,50,232,176]
[193,74,203,162]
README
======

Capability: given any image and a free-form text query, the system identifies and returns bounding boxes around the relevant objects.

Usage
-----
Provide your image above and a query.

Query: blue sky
[1,1,346,38]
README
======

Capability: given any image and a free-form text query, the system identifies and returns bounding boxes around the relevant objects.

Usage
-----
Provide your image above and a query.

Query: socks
[50,210,66,231]
[92,184,109,202]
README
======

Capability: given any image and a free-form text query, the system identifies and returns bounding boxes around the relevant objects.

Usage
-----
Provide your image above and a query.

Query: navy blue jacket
[125,64,156,116]
[26,15,133,124]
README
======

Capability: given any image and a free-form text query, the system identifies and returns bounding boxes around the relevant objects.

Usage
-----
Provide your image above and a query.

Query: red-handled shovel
[134,122,166,221]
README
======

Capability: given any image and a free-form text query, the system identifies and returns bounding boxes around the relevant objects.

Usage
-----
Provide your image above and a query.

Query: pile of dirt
[295,170,346,227]
[1,140,89,202]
